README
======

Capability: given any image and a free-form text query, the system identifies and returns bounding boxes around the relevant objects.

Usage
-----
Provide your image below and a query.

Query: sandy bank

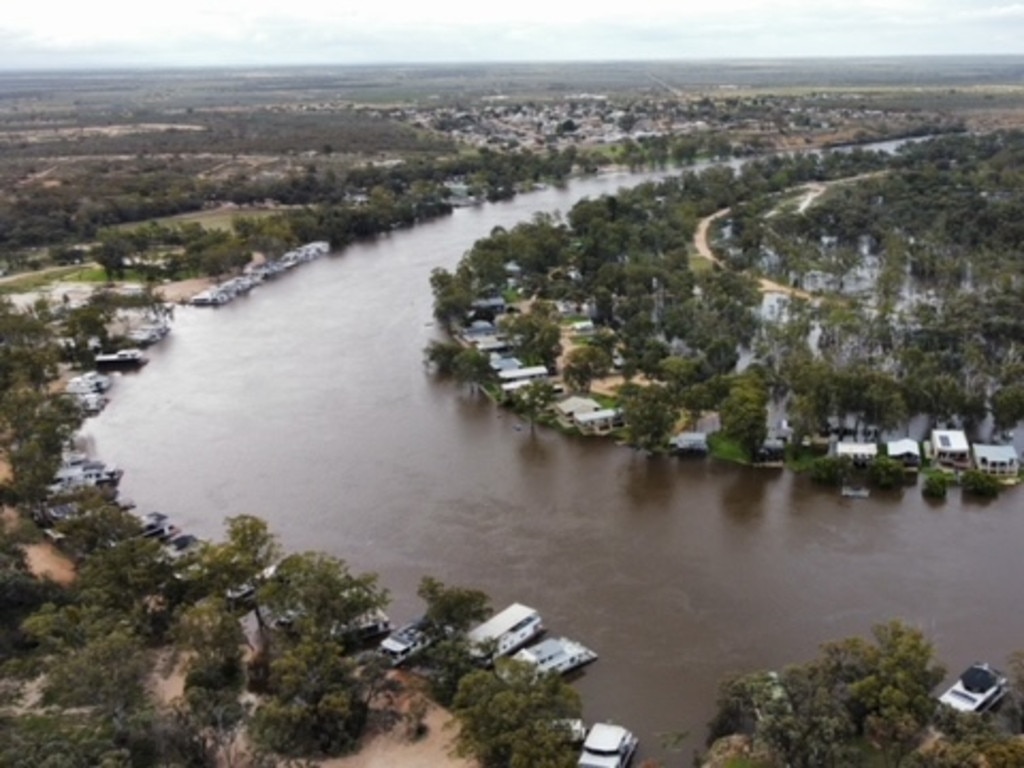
[1,507,76,586]
[321,703,476,768]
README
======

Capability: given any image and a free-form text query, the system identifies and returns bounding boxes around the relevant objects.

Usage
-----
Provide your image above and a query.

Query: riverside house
[835,441,878,468]
[886,438,922,469]
[971,444,1020,478]
[930,429,971,471]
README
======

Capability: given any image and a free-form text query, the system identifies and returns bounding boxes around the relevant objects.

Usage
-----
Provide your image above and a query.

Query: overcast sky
[2,0,1024,69]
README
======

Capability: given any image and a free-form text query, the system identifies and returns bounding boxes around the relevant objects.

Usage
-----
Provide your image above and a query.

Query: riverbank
[1,506,76,586]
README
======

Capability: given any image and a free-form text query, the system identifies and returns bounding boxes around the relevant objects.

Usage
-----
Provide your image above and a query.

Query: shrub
[810,456,850,486]
[869,456,905,489]
[961,469,1001,498]
[922,472,949,499]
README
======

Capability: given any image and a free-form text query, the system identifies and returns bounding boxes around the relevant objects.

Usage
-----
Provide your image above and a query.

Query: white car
[578,722,638,768]
[939,663,1008,713]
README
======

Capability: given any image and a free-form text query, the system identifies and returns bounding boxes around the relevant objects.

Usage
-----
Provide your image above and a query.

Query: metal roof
[468,603,539,644]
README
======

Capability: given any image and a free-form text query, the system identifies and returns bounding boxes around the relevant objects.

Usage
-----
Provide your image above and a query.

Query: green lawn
[708,433,751,465]
[116,207,280,233]
[0,266,90,295]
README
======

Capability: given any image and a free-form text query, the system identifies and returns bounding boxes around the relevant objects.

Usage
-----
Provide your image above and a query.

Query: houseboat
[513,636,598,676]
[468,603,544,660]
[379,620,432,666]
[94,349,148,369]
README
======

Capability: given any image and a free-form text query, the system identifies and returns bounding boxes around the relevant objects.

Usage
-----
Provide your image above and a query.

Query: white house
[574,408,623,435]
[835,442,878,465]
[497,366,549,383]
[930,429,971,470]
[886,438,921,468]
[555,396,602,422]
[972,444,1019,477]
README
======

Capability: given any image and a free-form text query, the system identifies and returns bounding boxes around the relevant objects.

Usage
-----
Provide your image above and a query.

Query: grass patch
[590,393,619,409]
[0,266,88,295]
[116,207,280,233]
[724,759,773,768]
[688,252,716,274]
[63,266,151,284]
[785,443,825,472]
[708,433,751,465]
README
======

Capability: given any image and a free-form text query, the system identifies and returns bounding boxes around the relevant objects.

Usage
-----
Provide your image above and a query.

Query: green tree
[452,658,582,768]
[42,630,151,734]
[562,345,612,394]
[719,375,769,461]
[810,456,852,487]
[453,347,494,393]
[424,339,464,376]
[258,551,389,652]
[961,469,1001,499]
[922,471,949,500]
[620,383,677,453]
[430,267,473,331]
[511,380,558,433]
[501,302,562,369]
[250,636,377,757]
[850,621,945,768]
[870,455,906,490]
[417,576,491,636]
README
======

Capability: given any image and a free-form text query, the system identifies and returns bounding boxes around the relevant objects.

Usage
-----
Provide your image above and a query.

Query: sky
[2,0,1024,70]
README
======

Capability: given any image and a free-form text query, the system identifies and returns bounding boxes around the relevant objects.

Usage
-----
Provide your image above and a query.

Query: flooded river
[84,163,1024,762]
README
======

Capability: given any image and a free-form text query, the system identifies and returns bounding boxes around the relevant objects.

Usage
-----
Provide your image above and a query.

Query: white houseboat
[468,603,544,660]
[514,636,598,676]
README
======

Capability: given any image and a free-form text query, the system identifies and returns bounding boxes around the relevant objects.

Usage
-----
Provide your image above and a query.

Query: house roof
[972,444,1019,463]
[497,366,549,381]
[555,396,601,417]
[575,408,620,424]
[887,438,921,457]
[836,442,878,457]
[932,430,969,453]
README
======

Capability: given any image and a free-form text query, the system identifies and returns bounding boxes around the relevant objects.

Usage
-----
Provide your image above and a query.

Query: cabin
[497,366,550,383]
[931,429,971,471]
[671,432,709,456]
[886,438,922,469]
[555,395,601,417]
[575,408,623,435]
[471,296,508,316]
[490,356,522,373]
[835,442,878,468]
[972,444,1020,478]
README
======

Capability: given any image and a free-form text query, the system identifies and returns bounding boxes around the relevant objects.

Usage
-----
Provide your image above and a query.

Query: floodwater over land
[84,159,1024,762]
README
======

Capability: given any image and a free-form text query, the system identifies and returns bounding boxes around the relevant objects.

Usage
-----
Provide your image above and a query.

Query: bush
[810,456,850,486]
[869,456,905,489]
[961,469,1001,498]
[922,472,949,499]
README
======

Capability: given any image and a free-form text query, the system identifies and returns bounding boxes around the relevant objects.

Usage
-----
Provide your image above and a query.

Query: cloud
[0,0,1021,68]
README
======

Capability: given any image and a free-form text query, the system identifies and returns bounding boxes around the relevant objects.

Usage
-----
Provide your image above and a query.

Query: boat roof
[468,603,539,643]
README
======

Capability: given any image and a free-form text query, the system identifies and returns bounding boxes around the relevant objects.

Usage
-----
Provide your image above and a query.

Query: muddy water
[84,167,1024,762]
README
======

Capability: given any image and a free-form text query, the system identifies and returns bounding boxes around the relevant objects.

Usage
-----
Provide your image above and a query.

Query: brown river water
[84,166,1024,762]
